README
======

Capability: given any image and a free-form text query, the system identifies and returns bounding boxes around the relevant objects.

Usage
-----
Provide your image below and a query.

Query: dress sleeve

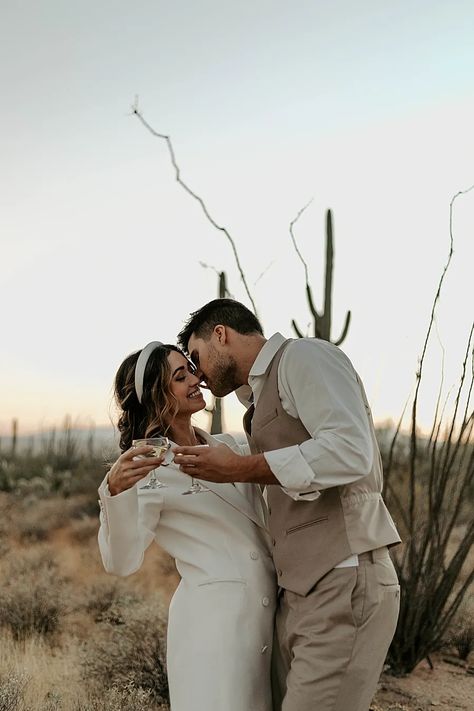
[97,473,164,576]
[212,432,250,456]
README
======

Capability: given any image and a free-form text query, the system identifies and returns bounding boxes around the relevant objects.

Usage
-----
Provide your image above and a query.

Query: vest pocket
[255,408,279,428]
[286,516,328,534]
[197,578,247,587]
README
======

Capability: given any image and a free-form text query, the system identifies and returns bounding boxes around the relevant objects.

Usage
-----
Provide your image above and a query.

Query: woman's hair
[114,344,184,452]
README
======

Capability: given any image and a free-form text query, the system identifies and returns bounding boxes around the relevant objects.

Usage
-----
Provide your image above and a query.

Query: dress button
[262,596,270,607]
[250,551,259,560]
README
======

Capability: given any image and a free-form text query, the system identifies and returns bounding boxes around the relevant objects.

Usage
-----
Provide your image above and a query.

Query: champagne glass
[181,445,210,495]
[133,437,171,489]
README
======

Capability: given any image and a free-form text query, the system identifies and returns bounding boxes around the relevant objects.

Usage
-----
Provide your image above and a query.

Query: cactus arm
[334,311,352,346]
[291,319,305,339]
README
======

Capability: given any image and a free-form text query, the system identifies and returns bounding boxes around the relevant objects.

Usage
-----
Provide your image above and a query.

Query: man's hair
[177,298,263,352]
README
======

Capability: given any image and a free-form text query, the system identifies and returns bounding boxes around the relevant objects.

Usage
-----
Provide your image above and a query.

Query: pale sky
[1,1,473,437]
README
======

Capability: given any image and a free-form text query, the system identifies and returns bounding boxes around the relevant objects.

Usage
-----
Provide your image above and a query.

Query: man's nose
[190,370,203,384]
[194,369,210,389]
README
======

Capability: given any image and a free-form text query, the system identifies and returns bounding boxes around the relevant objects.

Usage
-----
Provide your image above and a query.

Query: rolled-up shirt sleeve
[263,340,374,501]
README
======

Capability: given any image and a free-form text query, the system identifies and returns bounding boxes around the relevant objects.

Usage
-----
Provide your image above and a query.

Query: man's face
[188,333,241,398]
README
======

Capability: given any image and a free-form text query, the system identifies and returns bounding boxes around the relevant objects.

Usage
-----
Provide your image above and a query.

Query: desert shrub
[447,601,474,660]
[0,438,112,500]
[157,553,177,578]
[0,672,28,711]
[67,497,100,519]
[74,683,168,711]
[84,580,140,624]
[15,499,64,543]
[38,692,62,711]
[0,536,10,558]
[68,516,99,544]
[0,549,65,641]
[382,328,474,674]
[0,524,10,557]
[81,596,169,706]
[11,495,99,543]
[0,495,12,556]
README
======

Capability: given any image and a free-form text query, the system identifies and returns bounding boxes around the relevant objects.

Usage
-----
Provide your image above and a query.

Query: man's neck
[235,334,267,384]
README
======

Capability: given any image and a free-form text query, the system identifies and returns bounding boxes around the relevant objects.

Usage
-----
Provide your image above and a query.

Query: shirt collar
[248,332,287,380]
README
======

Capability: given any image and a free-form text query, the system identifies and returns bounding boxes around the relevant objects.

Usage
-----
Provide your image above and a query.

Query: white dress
[98,429,276,711]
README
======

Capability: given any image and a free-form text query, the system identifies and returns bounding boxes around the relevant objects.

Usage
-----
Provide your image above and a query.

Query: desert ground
[0,485,472,711]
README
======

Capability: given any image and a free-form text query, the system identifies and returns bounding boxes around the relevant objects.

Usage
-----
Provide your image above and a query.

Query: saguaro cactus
[292,209,351,345]
[209,272,226,433]
[11,418,18,458]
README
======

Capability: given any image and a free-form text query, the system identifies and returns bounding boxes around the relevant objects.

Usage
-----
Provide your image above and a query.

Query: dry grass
[0,470,471,710]
[0,634,83,709]
[0,548,67,641]
[0,490,177,711]
[447,599,474,660]
[81,595,169,704]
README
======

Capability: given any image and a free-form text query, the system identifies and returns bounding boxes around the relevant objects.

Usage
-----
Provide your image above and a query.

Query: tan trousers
[271,547,400,711]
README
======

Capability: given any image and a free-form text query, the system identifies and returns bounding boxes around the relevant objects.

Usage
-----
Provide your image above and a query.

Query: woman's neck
[168,417,203,447]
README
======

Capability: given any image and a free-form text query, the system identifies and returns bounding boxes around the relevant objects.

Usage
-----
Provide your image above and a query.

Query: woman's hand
[107,446,164,496]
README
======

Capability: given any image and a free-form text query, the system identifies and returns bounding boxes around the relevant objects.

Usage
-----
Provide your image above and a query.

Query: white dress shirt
[237,333,375,568]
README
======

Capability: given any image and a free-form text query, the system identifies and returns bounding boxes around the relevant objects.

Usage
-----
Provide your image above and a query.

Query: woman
[98,341,276,711]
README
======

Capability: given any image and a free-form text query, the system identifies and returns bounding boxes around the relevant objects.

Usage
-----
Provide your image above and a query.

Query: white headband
[134,341,164,404]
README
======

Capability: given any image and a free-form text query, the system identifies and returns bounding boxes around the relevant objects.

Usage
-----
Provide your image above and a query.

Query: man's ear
[213,324,227,345]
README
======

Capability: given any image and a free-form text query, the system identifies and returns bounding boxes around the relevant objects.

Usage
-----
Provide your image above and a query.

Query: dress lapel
[202,480,267,530]
[193,428,267,530]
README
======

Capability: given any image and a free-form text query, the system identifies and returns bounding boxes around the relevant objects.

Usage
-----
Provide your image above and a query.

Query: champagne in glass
[133,437,171,489]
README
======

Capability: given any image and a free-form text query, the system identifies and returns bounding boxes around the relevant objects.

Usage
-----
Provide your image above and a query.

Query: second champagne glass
[181,445,209,495]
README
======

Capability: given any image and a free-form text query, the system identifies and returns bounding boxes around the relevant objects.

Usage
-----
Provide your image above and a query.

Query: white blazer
[98,429,276,711]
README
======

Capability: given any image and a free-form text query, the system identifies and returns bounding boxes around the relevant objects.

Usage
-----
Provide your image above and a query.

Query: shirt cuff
[264,445,321,502]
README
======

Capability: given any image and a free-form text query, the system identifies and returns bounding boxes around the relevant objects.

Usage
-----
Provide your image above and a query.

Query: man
[174,298,401,711]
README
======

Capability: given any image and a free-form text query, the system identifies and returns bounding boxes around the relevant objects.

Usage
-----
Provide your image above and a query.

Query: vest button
[250,551,259,560]
[262,596,270,607]
[271,538,276,546]
[277,569,283,577]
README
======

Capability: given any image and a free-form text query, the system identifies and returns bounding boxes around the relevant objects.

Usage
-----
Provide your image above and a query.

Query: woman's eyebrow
[172,366,185,377]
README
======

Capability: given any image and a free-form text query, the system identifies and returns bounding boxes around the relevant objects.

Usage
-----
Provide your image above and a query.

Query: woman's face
[167,350,206,416]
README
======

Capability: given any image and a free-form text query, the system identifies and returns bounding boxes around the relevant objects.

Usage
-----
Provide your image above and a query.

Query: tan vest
[243,340,401,596]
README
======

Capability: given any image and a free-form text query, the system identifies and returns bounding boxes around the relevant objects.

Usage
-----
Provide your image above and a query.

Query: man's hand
[172,443,242,483]
[172,443,278,485]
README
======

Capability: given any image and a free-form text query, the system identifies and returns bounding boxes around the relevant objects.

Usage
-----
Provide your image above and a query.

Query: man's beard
[208,349,241,397]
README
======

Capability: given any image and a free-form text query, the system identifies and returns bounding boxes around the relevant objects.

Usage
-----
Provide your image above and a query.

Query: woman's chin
[191,395,207,412]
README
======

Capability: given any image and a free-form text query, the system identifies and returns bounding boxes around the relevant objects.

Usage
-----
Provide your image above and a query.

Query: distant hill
[0,425,118,457]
